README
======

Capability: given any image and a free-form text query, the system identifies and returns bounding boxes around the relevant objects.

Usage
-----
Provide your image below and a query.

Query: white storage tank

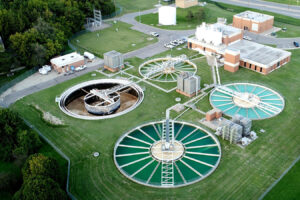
[158,6,176,25]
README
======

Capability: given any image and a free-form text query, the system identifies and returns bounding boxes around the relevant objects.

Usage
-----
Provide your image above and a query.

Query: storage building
[233,11,274,34]
[50,52,84,73]
[176,72,201,97]
[103,50,124,72]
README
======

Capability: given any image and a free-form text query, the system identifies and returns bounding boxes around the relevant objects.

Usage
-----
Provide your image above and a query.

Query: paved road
[0,60,104,107]
[244,31,300,48]
[113,7,195,59]
[212,0,300,18]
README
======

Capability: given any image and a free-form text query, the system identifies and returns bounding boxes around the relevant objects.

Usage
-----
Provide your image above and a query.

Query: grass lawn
[274,22,300,38]
[263,0,300,6]
[137,3,235,30]
[125,47,211,90]
[0,140,68,200]
[10,46,300,199]
[264,159,300,200]
[69,21,157,58]
[116,0,157,14]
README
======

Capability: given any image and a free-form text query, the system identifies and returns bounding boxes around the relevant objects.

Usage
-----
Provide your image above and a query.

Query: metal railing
[22,118,77,200]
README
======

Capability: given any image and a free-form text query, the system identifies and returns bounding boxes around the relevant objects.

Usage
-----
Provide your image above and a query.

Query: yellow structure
[176,0,198,8]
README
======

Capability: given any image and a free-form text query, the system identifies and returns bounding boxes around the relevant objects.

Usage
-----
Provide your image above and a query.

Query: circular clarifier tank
[58,79,144,120]
[139,56,197,82]
[114,121,221,188]
[210,83,284,120]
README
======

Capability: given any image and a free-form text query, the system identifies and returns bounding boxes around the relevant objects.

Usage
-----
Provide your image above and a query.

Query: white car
[39,68,48,75]
[42,65,52,72]
[75,65,87,71]
[150,32,159,37]
[243,36,252,41]
[166,44,174,49]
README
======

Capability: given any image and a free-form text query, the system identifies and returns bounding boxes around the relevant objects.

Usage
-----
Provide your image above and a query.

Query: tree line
[0,0,115,72]
[0,108,67,199]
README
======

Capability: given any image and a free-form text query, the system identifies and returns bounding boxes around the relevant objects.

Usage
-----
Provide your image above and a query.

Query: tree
[0,108,41,161]
[195,7,205,21]
[186,10,194,21]
[13,176,67,200]
[0,108,22,161]
[13,130,41,158]
[30,43,47,67]
[22,153,60,183]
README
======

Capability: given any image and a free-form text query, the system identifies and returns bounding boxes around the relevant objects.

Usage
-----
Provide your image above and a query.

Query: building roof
[226,40,291,68]
[198,23,242,38]
[50,52,84,67]
[234,11,274,23]
[104,50,122,58]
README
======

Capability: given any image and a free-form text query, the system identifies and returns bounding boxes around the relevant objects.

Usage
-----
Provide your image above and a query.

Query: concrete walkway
[212,0,300,18]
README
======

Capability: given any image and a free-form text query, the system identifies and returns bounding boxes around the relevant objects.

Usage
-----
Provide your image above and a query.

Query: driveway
[111,7,195,59]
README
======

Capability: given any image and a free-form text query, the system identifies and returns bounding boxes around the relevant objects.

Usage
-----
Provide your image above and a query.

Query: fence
[0,67,38,95]
[102,3,123,20]
[67,3,123,55]
[22,118,77,200]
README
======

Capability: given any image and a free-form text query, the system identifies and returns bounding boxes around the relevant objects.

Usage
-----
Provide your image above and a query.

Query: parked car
[243,36,252,41]
[181,38,187,43]
[39,68,48,75]
[43,65,51,72]
[38,65,51,75]
[75,65,87,71]
[150,32,159,37]
[293,41,299,47]
[170,41,179,46]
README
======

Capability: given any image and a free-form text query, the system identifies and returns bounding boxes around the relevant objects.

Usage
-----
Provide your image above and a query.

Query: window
[277,62,280,67]
[260,67,262,72]
[204,47,206,52]
[255,66,257,71]
[249,64,252,68]
[244,62,246,67]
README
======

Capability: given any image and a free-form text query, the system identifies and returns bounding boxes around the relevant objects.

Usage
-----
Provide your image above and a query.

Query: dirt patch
[34,105,64,125]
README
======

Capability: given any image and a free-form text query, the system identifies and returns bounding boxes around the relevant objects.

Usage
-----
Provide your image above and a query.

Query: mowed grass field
[69,21,157,57]
[116,0,158,14]
[264,159,300,200]
[11,49,300,199]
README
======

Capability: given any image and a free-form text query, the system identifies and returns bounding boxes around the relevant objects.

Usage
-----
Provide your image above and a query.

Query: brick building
[50,52,85,73]
[188,22,291,75]
[232,11,274,34]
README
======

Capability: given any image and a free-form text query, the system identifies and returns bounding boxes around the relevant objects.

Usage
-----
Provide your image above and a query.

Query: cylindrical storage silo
[158,6,176,25]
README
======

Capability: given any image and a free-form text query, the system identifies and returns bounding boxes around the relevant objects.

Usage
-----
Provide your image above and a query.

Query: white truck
[84,52,95,61]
